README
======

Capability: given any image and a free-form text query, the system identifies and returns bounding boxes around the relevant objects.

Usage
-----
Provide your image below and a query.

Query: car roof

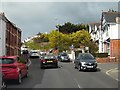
[0,56,18,59]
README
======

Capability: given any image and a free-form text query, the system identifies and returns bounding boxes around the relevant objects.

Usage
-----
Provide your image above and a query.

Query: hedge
[92,53,108,58]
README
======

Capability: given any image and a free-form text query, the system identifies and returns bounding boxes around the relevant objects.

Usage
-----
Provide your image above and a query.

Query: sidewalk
[98,62,119,81]
[106,68,119,81]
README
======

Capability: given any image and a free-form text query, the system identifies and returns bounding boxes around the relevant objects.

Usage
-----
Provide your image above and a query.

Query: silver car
[74,53,97,71]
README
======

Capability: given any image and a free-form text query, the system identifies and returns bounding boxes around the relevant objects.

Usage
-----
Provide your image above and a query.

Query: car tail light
[41,59,46,62]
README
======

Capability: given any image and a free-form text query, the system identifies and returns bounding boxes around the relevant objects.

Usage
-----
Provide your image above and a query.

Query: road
[7,58,118,89]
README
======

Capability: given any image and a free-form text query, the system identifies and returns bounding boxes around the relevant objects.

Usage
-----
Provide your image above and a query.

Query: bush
[19,57,27,64]
[92,53,108,58]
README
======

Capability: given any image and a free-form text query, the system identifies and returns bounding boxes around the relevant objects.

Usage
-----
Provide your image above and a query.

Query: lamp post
[55,17,60,52]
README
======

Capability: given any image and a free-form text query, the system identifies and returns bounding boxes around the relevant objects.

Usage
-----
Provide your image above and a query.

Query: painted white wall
[89,25,98,41]
[110,24,120,39]
[0,18,6,56]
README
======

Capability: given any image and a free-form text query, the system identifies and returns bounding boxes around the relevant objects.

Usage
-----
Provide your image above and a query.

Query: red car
[0,56,28,84]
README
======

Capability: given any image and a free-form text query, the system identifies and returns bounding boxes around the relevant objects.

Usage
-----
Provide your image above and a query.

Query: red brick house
[0,12,21,56]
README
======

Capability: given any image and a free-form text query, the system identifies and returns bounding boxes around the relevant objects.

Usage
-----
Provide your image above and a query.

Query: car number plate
[87,66,93,68]
[47,61,53,62]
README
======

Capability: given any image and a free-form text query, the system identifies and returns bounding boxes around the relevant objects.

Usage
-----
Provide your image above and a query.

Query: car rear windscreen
[44,56,55,59]
[0,58,15,64]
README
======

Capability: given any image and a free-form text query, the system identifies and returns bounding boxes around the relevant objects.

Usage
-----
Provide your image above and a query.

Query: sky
[0,1,118,41]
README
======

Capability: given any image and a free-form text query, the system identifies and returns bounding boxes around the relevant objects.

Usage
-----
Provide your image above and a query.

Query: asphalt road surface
[7,58,118,89]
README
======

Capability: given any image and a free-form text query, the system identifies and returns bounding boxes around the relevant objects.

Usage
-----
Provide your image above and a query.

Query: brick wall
[110,39,120,62]
[6,21,21,56]
[96,57,118,63]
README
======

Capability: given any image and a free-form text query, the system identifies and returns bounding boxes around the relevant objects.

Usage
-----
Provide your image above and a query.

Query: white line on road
[27,59,31,66]
[106,68,118,81]
[116,79,119,81]
[74,78,82,88]
[106,68,118,75]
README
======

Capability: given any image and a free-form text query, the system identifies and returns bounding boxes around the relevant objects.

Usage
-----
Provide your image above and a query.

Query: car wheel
[40,65,44,69]
[78,64,81,71]
[94,68,97,72]
[1,81,7,90]
[16,73,22,84]
[55,65,58,68]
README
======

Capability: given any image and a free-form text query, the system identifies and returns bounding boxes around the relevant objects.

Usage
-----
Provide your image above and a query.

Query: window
[0,58,14,64]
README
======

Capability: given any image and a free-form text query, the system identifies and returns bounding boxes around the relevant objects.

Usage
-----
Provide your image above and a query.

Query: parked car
[0,56,28,84]
[39,50,46,55]
[40,54,58,69]
[1,73,7,90]
[74,53,97,71]
[57,52,70,62]
[30,51,40,58]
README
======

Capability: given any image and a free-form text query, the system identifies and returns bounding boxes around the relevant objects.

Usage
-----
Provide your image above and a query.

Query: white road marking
[106,68,118,81]
[106,68,118,75]
[74,78,82,88]
[27,59,31,66]
[116,79,119,81]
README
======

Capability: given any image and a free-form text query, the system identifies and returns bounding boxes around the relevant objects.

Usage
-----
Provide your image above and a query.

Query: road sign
[71,44,74,49]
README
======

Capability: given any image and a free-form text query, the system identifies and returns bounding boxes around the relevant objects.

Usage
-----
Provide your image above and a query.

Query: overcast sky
[0,2,118,40]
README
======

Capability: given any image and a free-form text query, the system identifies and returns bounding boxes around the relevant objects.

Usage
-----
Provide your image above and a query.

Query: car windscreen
[61,53,67,56]
[80,54,94,60]
[0,58,15,64]
[32,52,38,53]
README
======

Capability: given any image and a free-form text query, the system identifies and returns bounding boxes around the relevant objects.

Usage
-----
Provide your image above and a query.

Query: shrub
[19,57,27,64]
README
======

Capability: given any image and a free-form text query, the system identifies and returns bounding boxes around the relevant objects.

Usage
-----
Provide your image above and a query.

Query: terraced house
[101,10,120,61]
[89,10,120,61]
[0,12,21,56]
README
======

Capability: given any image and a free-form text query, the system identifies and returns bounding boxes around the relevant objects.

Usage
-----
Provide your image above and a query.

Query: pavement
[98,62,119,81]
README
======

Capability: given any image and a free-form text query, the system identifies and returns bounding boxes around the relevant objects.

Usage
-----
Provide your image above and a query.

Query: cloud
[1,2,118,40]
[1,0,119,2]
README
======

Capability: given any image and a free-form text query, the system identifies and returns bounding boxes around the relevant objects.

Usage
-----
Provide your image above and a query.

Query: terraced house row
[0,12,21,56]
[89,10,120,61]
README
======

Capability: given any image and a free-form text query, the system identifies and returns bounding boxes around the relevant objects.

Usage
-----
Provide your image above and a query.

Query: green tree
[48,30,62,49]
[71,30,91,48]
[56,22,89,34]
[33,33,49,43]
[48,30,71,52]
[25,41,41,50]
[87,41,98,53]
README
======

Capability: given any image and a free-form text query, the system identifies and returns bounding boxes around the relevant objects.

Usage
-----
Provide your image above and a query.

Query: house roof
[89,22,100,28]
[102,11,120,23]
[0,12,22,32]
[89,22,101,32]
